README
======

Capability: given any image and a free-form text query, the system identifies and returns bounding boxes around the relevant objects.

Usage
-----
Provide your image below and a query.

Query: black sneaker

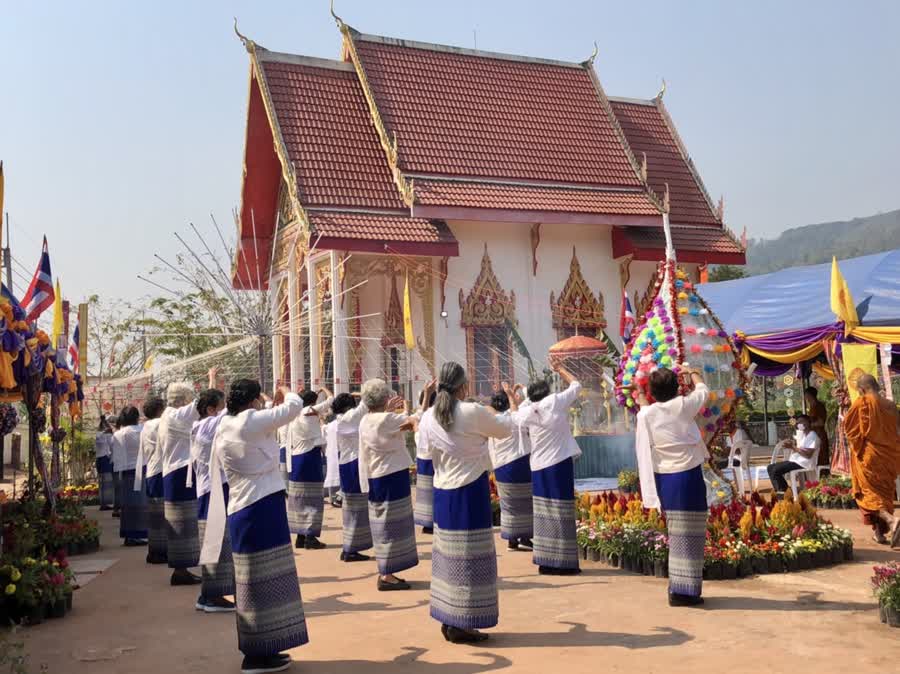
[170,569,202,586]
[195,595,207,611]
[340,551,371,562]
[294,534,306,549]
[112,510,121,518]
[668,593,705,607]
[507,539,519,551]
[421,526,433,535]
[99,505,113,511]
[123,538,148,547]
[518,537,534,549]
[330,496,343,508]
[240,653,291,674]
[377,577,411,591]
[203,596,236,613]
[304,536,326,550]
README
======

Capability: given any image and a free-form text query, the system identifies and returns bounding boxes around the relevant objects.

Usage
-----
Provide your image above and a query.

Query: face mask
[797,424,807,431]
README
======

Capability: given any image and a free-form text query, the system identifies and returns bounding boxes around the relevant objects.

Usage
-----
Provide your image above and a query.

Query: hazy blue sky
[1,0,898,304]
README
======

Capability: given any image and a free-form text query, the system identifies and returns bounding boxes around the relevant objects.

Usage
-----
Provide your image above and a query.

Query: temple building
[232,18,745,398]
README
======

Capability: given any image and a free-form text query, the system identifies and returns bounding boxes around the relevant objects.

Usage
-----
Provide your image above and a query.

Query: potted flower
[872,563,900,628]
[617,469,639,495]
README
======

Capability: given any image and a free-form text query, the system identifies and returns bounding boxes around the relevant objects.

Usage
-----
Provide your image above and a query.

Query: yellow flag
[841,343,877,403]
[143,353,155,372]
[403,271,415,350]
[51,279,64,347]
[830,256,858,336]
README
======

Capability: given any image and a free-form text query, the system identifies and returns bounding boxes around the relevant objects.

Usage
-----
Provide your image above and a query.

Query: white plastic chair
[727,438,755,496]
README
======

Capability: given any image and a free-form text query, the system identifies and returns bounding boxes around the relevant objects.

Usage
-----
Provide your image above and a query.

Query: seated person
[717,420,753,469]
[766,415,820,494]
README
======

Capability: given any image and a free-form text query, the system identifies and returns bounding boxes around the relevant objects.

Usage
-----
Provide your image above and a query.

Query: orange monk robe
[843,393,900,520]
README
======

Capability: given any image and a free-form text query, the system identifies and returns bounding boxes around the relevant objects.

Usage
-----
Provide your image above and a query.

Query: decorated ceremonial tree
[615,210,751,452]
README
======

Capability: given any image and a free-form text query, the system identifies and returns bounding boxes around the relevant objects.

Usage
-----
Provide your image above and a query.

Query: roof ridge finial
[640,152,648,182]
[587,41,599,66]
[663,182,671,214]
[656,78,667,101]
[233,17,252,50]
[717,195,725,222]
[330,0,346,29]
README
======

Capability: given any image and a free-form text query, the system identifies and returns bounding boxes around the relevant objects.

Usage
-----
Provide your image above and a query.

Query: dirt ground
[20,499,900,674]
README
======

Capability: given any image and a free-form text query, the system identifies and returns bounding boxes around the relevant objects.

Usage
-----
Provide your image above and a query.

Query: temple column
[287,254,301,389]
[330,250,349,393]
[307,254,322,388]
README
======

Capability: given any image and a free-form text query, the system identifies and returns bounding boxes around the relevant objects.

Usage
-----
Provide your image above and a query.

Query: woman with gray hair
[358,378,418,590]
[418,361,512,643]
[158,368,216,587]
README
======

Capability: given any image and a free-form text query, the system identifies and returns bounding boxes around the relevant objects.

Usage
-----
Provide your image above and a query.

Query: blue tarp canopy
[699,249,900,335]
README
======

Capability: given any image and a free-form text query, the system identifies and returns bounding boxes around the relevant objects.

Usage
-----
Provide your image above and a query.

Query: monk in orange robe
[843,374,900,546]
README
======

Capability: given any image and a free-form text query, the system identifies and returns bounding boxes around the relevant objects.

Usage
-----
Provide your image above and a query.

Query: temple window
[459,245,517,398]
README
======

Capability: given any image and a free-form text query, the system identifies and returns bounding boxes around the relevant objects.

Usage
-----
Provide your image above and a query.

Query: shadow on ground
[703,591,874,612]
[483,622,692,650]
[303,591,430,617]
[295,648,512,673]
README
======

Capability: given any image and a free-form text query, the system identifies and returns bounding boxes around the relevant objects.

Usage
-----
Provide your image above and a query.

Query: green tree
[709,265,747,282]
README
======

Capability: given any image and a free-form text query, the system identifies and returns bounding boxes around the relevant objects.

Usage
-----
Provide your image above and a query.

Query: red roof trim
[611,227,746,265]
[313,236,459,257]
[412,204,661,227]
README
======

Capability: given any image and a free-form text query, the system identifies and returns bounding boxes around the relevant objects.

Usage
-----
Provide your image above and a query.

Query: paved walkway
[21,501,900,674]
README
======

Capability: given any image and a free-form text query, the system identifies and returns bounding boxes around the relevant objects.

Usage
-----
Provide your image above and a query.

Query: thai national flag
[620,289,635,342]
[69,323,80,373]
[21,237,55,323]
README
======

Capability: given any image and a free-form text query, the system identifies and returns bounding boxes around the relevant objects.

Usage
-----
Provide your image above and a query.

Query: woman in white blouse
[419,362,512,644]
[358,378,418,591]
[200,380,307,674]
[110,406,147,546]
[516,366,583,575]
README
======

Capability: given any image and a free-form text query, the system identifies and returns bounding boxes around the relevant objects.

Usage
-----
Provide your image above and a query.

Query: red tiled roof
[259,51,405,210]
[608,98,720,226]
[612,225,745,265]
[308,211,458,256]
[413,179,659,216]
[351,33,642,188]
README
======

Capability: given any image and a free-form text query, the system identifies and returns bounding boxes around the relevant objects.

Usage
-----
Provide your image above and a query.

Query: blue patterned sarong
[119,469,148,540]
[97,456,114,508]
[340,460,372,554]
[287,449,325,536]
[494,454,534,540]
[163,466,200,569]
[368,469,418,575]
[655,465,708,597]
[414,458,434,528]
[145,473,166,560]
[229,491,308,657]
[531,457,579,570]
[431,472,498,629]
[197,484,234,599]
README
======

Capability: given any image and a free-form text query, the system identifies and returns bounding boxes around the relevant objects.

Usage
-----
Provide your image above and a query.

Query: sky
[1,0,898,305]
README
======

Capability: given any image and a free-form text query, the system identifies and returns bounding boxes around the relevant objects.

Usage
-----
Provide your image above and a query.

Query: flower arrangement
[58,484,100,506]
[617,469,639,493]
[488,475,501,525]
[872,563,900,627]
[575,489,853,580]
[0,493,94,625]
[802,476,856,509]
